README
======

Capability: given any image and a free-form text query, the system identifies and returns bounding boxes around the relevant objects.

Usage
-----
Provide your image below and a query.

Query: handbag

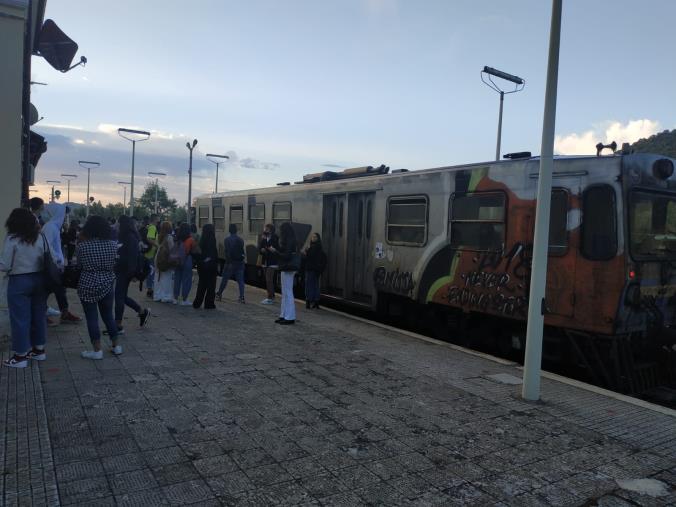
[62,264,81,289]
[41,234,62,291]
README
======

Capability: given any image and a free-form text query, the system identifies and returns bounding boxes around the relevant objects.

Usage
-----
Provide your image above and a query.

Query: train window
[629,190,676,260]
[272,202,292,229]
[249,203,265,235]
[198,206,210,228]
[229,205,243,233]
[548,189,569,255]
[581,185,617,260]
[213,205,225,230]
[450,192,505,251]
[387,196,428,246]
[366,200,372,239]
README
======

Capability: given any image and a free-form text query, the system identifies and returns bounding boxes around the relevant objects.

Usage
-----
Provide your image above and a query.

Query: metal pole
[522,0,563,401]
[215,162,220,194]
[66,180,70,204]
[123,186,127,212]
[155,179,158,214]
[86,167,90,217]
[130,140,136,217]
[495,91,504,161]
[51,185,54,203]
[188,148,193,226]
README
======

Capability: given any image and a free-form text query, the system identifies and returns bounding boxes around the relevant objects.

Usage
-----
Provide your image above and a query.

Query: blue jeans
[7,273,47,355]
[81,289,117,344]
[305,271,320,303]
[218,262,245,299]
[115,273,141,322]
[145,257,155,290]
[173,255,193,300]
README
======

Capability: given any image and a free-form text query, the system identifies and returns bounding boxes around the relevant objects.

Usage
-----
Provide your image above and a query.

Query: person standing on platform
[216,224,246,303]
[65,219,80,263]
[141,214,159,298]
[114,215,151,333]
[76,216,120,359]
[273,222,298,325]
[29,197,45,226]
[193,224,218,309]
[153,221,175,303]
[303,232,326,309]
[259,224,279,305]
[0,208,48,368]
[173,223,197,306]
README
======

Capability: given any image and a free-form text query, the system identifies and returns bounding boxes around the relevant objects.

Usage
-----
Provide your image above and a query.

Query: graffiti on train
[373,267,415,295]
[447,242,531,317]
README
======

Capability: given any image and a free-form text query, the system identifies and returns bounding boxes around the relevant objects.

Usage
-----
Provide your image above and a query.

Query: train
[194,150,676,395]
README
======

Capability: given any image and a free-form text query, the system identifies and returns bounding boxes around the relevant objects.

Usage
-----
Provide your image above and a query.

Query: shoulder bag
[41,234,62,291]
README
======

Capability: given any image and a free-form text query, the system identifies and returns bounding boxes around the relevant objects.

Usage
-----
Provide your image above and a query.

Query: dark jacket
[259,233,280,267]
[224,233,245,264]
[278,238,298,272]
[198,239,219,273]
[115,228,140,276]
[303,243,326,274]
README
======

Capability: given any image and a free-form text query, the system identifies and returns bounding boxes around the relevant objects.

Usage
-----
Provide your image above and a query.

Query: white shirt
[0,235,45,275]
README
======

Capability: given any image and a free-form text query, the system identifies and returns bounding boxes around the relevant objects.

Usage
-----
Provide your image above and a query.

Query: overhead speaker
[37,19,79,72]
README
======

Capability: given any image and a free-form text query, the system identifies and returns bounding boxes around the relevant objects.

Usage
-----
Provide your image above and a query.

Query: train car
[194,152,676,394]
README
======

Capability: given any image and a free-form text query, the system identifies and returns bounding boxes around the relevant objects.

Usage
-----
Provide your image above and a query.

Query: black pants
[193,264,217,309]
[114,273,141,322]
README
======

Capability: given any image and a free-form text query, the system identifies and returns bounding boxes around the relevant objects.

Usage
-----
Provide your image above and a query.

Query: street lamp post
[46,180,61,203]
[78,160,100,217]
[118,181,131,214]
[118,128,151,217]
[186,139,198,226]
[60,173,77,204]
[148,171,167,215]
[481,66,525,161]
[206,154,230,194]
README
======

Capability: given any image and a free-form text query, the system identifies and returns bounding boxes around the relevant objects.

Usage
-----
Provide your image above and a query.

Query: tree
[137,182,178,217]
[631,129,676,158]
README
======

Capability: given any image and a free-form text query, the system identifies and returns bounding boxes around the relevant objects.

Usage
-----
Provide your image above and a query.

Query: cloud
[239,158,279,171]
[555,119,661,155]
[97,123,178,140]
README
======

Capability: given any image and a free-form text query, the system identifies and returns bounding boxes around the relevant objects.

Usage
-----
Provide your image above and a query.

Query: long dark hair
[117,215,138,240]
[5,208,40,244]
[200,224,216,254]
[279,222,296,251]
[177,223,191,242]
[81,215,111,240]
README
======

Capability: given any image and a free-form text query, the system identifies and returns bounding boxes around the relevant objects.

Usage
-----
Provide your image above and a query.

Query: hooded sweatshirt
[41,203,66,269]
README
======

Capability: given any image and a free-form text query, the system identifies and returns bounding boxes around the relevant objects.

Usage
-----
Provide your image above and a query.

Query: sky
[30,0,676,207]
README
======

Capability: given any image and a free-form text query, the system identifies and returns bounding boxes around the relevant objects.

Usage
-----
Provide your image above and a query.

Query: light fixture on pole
[148,171,167,214]
[186,139,198,226]
[60,173,77,204]
[118,128,151,217]
[522,0,562,402]
[46,180,61,203]
[118,181,131,214]
[481,66,525,161]
[78,160,100,217]
[206,153,229,193]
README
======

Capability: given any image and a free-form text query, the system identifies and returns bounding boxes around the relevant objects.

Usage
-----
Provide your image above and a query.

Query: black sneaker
[278,319,295,325]
[146,289,154,298]
[139,309,151,328]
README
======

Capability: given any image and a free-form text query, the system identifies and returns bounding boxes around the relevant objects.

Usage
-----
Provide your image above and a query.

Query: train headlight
[653,158,674,180]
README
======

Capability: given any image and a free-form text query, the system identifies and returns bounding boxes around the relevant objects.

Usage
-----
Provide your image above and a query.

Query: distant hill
[631,129,676,158]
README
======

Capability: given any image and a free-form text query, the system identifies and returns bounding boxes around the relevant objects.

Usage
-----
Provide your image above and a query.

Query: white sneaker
[46,307,61,317]
[3,355,28,368]
[81,350,103,360]
[111,345,123,356]
[261,298,275,305]
[172,299,179,305]
[161,298,176,304]
[180,300,192,306]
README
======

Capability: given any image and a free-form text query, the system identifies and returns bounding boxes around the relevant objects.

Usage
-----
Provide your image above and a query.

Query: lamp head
[192,139,198,148]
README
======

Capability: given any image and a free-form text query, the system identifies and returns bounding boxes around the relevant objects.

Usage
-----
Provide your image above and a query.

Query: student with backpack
[173,223,198,305]
[153,221,176,303]
[113,216,151,333]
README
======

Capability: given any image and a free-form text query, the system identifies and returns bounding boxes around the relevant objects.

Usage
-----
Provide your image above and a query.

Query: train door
[346,192,375,303]
[541,182,580,318]
[322,194,347,296]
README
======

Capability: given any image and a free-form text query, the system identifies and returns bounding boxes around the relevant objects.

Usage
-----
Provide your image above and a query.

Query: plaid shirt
[76,239,117,303]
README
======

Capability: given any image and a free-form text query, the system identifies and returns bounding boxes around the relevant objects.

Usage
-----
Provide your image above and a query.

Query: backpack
[169,240,186,266]
[156,241,172,271]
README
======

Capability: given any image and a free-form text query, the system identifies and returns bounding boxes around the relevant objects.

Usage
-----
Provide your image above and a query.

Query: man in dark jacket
[217,224,246,303]
[258,223,279,304]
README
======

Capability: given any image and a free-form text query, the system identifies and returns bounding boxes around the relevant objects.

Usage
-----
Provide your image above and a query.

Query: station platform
[1,281,675,506]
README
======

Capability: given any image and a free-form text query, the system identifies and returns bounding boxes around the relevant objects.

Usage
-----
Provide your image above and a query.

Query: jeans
[145,257,155,290]
[173,255,193,300]
[218,262,245,299]
[305,271,320,303]
[81,289,117,344]
[114,273,141,322]
[264,266,277,299]
[7,273,47,355]
[194,263,217,309]
[280,271,296,321]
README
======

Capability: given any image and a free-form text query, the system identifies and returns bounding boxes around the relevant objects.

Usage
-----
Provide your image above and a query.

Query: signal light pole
[481,66,525,161]
[186,139,198,226]
[46,180,61,203]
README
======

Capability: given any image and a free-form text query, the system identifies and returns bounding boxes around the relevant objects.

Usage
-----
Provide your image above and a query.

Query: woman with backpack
[153,221,176,303]
[272,222,299,325]
[113,215,151,333]
[193,223,218,309]
[302,232,326,309]
[173,223,197,306]
[0,208,48,368]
